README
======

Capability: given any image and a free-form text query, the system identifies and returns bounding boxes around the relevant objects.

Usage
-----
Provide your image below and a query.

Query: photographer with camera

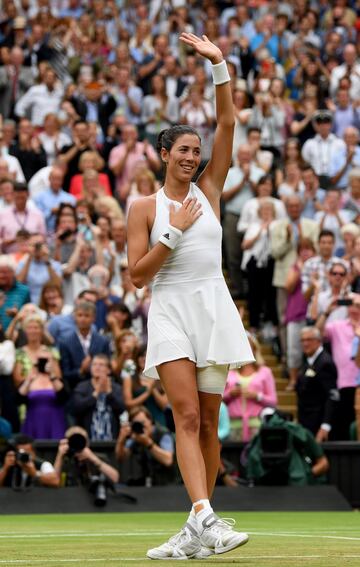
[0,433,59,488]
[54,426,119,486]
[115,405,175,486]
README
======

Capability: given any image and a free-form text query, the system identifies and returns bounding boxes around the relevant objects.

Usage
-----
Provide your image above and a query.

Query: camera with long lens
[131,421,144,435]
[67,432,87,456]
[89,473,108,507]
[16,449,31,464]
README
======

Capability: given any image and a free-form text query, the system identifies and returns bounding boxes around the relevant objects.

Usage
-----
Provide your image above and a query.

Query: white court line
[1,556,360,564]
[1,530,360,542]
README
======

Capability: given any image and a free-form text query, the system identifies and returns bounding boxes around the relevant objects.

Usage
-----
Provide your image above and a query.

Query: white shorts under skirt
[144,277,254,379]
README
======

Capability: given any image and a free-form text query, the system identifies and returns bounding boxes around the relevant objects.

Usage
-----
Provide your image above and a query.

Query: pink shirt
[0,206,46,253]
[324,319,358,389]
[223,366,277,441]
[109,142,158,197]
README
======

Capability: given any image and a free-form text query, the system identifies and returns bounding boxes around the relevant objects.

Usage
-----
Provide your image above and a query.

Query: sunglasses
[330,271,346,276]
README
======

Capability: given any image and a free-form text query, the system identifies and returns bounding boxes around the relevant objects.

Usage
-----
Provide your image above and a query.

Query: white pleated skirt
[144,277,255,379]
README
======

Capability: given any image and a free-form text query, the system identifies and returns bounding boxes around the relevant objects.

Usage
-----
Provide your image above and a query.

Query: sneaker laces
[210,517,236,534]
[168,526,189,546]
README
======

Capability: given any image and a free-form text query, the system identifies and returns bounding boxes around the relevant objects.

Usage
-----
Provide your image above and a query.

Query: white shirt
[306,346,324,367]
[237,197,286,233]
[0,149,25,183]
[15,84,64,126]
[223,162,265,215]
[301,134,346,176]
[330,62,360,101]
[28,166,52,197]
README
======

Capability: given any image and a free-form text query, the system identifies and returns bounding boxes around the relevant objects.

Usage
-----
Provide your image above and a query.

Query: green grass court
[0,511,359,567]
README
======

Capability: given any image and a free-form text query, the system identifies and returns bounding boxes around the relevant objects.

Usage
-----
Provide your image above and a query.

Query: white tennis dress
[144,182,254,379]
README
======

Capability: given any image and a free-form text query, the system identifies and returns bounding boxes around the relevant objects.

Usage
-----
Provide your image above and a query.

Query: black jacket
[296,349,339,436]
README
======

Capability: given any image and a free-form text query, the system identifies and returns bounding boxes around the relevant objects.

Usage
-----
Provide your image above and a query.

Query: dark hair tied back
[156,125,200,154]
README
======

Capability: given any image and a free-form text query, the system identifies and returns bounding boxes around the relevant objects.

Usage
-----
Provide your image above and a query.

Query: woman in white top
[128,34,252,560]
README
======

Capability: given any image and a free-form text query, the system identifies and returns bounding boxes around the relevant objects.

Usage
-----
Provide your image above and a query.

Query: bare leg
[198,391,222,499]
[157,358,208,503]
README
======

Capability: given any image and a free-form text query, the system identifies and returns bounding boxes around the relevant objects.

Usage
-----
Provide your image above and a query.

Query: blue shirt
[328,147,360,189]
[0,280,31,330]
[16,259,62,305]
[34,189,76,233]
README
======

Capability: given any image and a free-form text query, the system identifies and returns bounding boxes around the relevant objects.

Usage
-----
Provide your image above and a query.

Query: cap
[312,110,333,124]
[13,16,26,30]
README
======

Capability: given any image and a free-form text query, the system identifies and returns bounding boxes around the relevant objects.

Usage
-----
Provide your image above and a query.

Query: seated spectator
[16,233,62,305]
[71,354,124,441]
[115,405,175,486]
[69,151,112,199]
[142,73,180,149]
[316,294,360,440]
[58,120,94,192]
[47,289,98,346]
[38,113,71,165]
[223,333,277,442]
[241,199,278,335]
[284,237,316,391]
[278,162,304,201]
[0,323,18,432]
[180,84,214,163]
[59,301,111,389]
[314,189,352,253]
[0,255,31,332]
[34,166,76,234]
[112,329,139,376]
[13,314,67,439]
[0,183,46,254]
[53,426,119,486]
[297,326,339,442]
[0,433,59,488]
[302,229,347,302]
[121,345,169,428]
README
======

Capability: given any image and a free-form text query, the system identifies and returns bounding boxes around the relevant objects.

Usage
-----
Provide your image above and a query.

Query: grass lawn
[0,511,359,567]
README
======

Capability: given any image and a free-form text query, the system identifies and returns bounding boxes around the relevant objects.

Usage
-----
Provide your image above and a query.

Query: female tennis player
[127,32,254,560]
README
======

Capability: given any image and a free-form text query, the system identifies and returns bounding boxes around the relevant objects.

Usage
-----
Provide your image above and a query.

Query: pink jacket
[223,366,277,442]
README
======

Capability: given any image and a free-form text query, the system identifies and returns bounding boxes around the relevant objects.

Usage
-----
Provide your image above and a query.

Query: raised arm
[179,34,234,202]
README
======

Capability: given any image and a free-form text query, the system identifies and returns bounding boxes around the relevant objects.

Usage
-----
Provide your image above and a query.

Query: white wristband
[159,224,183,250]
[211,60,230,85]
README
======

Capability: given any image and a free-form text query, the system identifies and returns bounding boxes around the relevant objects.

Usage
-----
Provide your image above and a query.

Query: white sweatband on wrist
[159,224,183,250]
[211,60,231,85]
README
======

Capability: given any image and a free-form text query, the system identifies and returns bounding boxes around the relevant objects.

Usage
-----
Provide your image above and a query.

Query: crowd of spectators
[1,0,360,490]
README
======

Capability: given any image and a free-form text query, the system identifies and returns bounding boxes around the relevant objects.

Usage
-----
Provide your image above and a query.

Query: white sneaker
[146,523,201,560]
[193,546,215,559]
[199,513,249,555]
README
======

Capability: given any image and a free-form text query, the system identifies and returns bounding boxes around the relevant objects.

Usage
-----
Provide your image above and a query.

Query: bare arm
[284,265,301,294]
[179,34,234,206]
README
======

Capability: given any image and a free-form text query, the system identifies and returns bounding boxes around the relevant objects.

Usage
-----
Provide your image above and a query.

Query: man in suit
[59,301,111,389]
[0,47,34,119]
[270,195,319,358]
[297,326,339,442]
[70,82,117,139]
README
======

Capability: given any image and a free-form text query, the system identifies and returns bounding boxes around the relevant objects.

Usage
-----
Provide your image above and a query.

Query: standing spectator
[222,144,265,298]
[329,126,360,191]
[112,66,143,126]
[301,110,345,189]
[248,91,285,158]
[331,89,360,139]
[0,46,34,119]
[241,199,277,335]
[180,85,215,164]
[70,81,117,139]
[297,326,339,442]
[142,74,179,149]
[0,183,46,254]
[0,131,25,183]
[270,195,318,359]
[316,296,360,440]
[330,43,360,101]
[38,113,71,165]
[59,301,111,389]
[0,255,30,331]
[0,323,17,432]
[237,175,286,233]
[314,189,352,252]
[69,151,111,200]
[109,124,160,204]
[34,166,76,234]
[58,120,94,191]
[309,261,350,325]
[71,354,124,440]
[14,314,67,440]
[301,165,326,220]
[14,68,63,127]
[301,230,344,302]
[9,120,47,182]
[284,237,316,391]
[137,33,169,95]
[16,233,62,305]
[343,168,360,222]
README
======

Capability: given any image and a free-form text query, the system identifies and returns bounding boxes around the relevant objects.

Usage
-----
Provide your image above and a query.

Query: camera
[67,432,87,456]
[337,298,353,306]
[34,242,42,251]
[36,357,48,374]
[89,473,108,507]
[58,229,75,241]
[16,449,31,464]
[131,421,145,435]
